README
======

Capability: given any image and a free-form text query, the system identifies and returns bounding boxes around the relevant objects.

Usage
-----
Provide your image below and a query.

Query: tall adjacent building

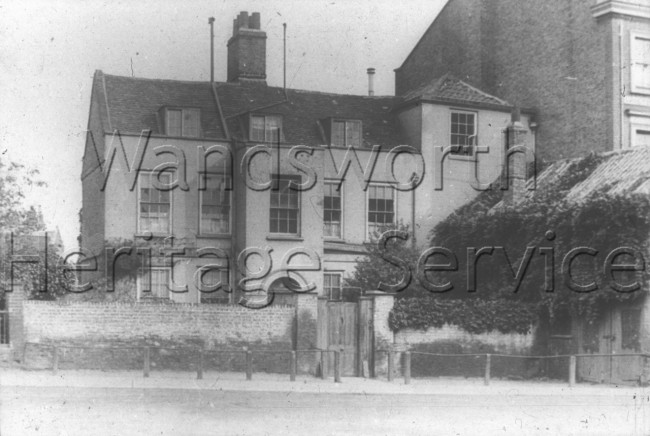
[395,0,650,161]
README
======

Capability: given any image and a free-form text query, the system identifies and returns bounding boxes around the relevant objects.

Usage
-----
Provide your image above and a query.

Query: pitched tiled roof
[401,73,512,109]
[94,71,409,147]
[215,80,407,147]
[94,71,519,149]
[566,148,650,201]
[522,147,650,203]
[99,72,226,138]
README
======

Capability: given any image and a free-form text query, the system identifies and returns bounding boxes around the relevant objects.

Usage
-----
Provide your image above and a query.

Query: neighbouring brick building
[395,0,650,161]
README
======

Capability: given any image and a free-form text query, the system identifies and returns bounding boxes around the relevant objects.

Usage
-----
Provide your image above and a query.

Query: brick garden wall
[23,301,296,373]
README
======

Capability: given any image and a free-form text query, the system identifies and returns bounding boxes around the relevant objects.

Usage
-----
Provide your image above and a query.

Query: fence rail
[23,342,346,383]
[23,342,650,387]
[377,349,650,387]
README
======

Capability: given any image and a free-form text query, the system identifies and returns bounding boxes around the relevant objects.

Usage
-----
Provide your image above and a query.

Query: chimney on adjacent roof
[227,11,267,82]
[367,68,376,96]
[502,107,530,205]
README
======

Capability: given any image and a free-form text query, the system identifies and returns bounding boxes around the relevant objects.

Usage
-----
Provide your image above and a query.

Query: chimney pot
[238,11,249,29]
[250,12,261,30]
[511,106,521,123]
[367,67,376,96]
[227,12,267,82]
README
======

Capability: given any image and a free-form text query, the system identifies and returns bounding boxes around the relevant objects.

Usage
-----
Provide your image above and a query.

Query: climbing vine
[389,298,536,334]
[381,152,650,332]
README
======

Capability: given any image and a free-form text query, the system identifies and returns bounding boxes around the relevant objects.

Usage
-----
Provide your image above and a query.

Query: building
[395,0,650,161]
[76,11,535,375]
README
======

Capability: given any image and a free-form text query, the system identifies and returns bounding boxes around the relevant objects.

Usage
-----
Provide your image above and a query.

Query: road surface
[1,386,648,435]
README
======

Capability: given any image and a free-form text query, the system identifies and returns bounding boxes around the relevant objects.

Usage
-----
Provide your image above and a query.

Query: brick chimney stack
[227,11,267,82]
[502,107,529,205]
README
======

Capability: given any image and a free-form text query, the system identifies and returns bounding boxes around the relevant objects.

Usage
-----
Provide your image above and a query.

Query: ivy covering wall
[384,152,650,333]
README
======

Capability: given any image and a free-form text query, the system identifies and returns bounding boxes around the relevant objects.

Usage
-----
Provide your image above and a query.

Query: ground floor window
[197,267,230,304]
[324,273,343,301]
[137,267,171,300]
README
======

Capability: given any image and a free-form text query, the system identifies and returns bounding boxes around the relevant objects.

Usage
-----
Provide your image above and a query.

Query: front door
[327,302,358,376]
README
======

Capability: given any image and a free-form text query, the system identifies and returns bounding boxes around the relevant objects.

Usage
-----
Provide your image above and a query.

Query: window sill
[549,335,573,340]
[448,154,477,162]
[134,233,173,240]
[324,237,346,244]
[196,234,232,239]
[266,235,304,242]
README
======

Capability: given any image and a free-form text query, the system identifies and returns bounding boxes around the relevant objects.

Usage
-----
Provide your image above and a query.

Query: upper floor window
[270,175,301,235]
[138,172,171,234]
[200,174,231,234]
[450,110,476,156]
[631,32,650,94]
[367,184,394,238]
[251,114,283,143]
[331,119,362,147]
[324,182,342,238]
[165,108,201,137]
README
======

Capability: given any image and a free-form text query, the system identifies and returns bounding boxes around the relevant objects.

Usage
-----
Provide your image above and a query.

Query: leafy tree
[345,223,425,298]
[0,158,71,300]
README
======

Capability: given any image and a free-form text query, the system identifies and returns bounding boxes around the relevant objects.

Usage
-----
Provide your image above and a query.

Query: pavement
[0,368,646,397]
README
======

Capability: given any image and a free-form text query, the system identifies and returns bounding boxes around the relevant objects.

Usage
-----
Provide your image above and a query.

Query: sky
[0,0,446,250]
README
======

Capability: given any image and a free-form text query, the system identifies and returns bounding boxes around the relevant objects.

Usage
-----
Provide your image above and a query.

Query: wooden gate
[578,305,645,384]
[317,298,373,377]
[327,302,357,376]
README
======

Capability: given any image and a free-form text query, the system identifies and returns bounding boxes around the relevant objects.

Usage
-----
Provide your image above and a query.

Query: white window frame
[269,174,301,236]
[199,173,231,235]
[137,171,173,236]
[366,183,396,240]
[165,108,201,138]
[631,122,650,147]
[323,181,343,239]
[449,109,478,158]
[250,114,284,143]
[323,272,344,301]
[137,267,172,301]
[630,31,650,95]
[330,119,362,147]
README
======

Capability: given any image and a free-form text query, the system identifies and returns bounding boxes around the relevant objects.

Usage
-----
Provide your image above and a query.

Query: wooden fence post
[52,347,59,375]
[569,355,576,387]
[246,351,253,381]
[484,354,491,386]
[334,351,341,383]
[404,351,411,385]
[387,351,394,382]
[197,350,204,380]
[143,347,150,378]
[320,350,327,379]
[290,351,297,382]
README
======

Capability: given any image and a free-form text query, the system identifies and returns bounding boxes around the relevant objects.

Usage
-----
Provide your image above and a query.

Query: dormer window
[331,119,361,147]
[163,108,201,137]
[250,114,283,143]
[450,110,476,156]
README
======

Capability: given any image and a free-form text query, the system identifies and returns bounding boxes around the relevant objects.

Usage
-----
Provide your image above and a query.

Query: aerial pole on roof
[209,17,215,83]
[283,23,287,95]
